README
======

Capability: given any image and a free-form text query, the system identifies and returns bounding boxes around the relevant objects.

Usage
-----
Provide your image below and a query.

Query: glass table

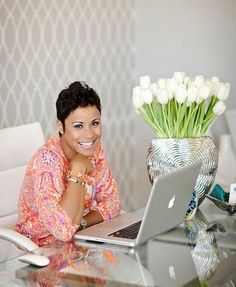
[0,199,235,287]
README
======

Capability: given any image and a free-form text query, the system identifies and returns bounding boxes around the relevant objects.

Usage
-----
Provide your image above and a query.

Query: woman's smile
[78,139,97,150]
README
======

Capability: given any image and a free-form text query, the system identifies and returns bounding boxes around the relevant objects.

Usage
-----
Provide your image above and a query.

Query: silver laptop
[74,163,201,247]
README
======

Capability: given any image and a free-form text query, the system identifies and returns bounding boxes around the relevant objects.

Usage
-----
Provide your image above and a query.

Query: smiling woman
[58,106,102,159]
[14,82,121,246]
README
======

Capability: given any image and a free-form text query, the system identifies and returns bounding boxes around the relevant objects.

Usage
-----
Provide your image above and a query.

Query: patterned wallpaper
[0,0,137,211]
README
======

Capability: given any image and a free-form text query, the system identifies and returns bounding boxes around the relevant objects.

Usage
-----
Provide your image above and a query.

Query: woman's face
[58,105,102,159]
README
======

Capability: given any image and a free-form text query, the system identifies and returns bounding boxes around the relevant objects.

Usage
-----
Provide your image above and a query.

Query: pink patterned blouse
[14,134,121,246]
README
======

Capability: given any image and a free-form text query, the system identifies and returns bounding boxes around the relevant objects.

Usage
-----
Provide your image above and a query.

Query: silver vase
[147,137,218,207]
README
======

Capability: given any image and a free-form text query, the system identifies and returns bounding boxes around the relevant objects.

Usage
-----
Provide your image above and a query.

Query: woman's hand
[69,154,94,174]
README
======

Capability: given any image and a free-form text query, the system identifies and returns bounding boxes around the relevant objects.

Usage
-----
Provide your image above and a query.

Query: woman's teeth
[79,141,94,147]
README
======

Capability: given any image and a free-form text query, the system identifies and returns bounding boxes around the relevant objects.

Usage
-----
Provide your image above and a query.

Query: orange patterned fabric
[14,134,121,246]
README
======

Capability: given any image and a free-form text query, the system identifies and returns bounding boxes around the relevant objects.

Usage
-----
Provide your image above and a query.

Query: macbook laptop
[74,163,201,247]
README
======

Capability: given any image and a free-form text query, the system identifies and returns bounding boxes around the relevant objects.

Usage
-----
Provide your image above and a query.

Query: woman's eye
[92,121,100,127]
[74,124,83,129]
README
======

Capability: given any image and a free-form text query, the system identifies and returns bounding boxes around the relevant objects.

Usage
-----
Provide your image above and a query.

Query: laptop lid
[74,163,201,247]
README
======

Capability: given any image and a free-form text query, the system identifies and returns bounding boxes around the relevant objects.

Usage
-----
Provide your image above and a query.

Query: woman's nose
[83,125,94,137]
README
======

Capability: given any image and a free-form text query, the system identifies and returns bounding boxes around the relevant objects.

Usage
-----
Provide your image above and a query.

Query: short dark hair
[56,81,101,128]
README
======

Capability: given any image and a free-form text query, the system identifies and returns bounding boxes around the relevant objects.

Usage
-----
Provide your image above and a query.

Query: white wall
[133,0,236,201]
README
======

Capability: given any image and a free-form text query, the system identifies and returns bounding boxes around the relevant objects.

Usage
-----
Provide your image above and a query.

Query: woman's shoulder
[32,133,67,167]
[92,142,105,160]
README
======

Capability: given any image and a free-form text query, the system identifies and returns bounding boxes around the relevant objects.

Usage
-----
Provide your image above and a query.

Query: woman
[15,81,121,246]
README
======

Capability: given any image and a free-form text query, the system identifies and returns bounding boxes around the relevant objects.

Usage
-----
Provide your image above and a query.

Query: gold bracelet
[67,170,88,187]
[68,170,87,179]
[67,176,86,186]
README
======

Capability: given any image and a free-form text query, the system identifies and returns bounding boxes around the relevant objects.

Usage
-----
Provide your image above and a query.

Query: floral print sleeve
[91,146,121,220]
[36,168,79,242]
[15,147,79,244]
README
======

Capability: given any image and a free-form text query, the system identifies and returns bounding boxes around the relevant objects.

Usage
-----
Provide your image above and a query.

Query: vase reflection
[184,218,235,284]
[184,219,219,281]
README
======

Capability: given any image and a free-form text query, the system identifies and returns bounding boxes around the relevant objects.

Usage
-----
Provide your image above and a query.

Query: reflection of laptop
[74,163,201,247]
[145,240,200,287]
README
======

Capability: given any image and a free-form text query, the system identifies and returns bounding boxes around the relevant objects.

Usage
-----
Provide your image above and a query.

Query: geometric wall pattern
[0,0,137,211]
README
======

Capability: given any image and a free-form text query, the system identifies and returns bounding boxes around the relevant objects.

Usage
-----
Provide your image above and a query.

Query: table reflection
[1,202,236,287]
[14,240,155,287]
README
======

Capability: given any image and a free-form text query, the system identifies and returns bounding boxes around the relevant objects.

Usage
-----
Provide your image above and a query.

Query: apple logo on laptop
[169,265,176,280]
[168,195,176,209]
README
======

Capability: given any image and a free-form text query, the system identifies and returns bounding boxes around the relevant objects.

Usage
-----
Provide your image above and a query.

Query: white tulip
[199,84,211,100]
[175,85,187,104]
[133,86,141,96]
[195,93,204,104]
[157,78,166,89]
[225,82,231,99]
[139,75,151,89]
[205,80,214,96]
[173,72,185,84]
[132,86,144,109]
[212,81,220,97]
[142,89,153,104]
[210,77,220,96]
[156,88,169,105]
[166,78,178,94]
[183,76,191,87]
[216,82,230,101]
[187,85,198,103]
[211,76,220,83]
[192,75,204,87]
[150,83,158,96]
[168,91,174,100]
[213,100,226,115]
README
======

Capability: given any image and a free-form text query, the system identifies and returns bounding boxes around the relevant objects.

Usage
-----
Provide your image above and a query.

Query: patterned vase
[146,137,218,219]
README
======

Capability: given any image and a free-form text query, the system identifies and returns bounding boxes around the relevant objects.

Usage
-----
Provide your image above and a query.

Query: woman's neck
[59,138,76,163]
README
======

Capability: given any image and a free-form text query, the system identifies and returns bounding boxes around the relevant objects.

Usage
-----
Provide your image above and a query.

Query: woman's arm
[91,147,121,220]
[36,171,80,241]
[59,153,103,227]
[35,150,91,240]
[59,179,86,225]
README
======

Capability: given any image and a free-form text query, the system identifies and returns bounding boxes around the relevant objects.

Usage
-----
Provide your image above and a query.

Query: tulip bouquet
[132,72,230,138]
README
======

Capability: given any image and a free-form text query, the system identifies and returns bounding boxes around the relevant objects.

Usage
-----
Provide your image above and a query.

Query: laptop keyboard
[108,220,142,239]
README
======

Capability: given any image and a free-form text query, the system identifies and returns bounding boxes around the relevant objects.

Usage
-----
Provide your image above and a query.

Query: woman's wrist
[79,217,88,230]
